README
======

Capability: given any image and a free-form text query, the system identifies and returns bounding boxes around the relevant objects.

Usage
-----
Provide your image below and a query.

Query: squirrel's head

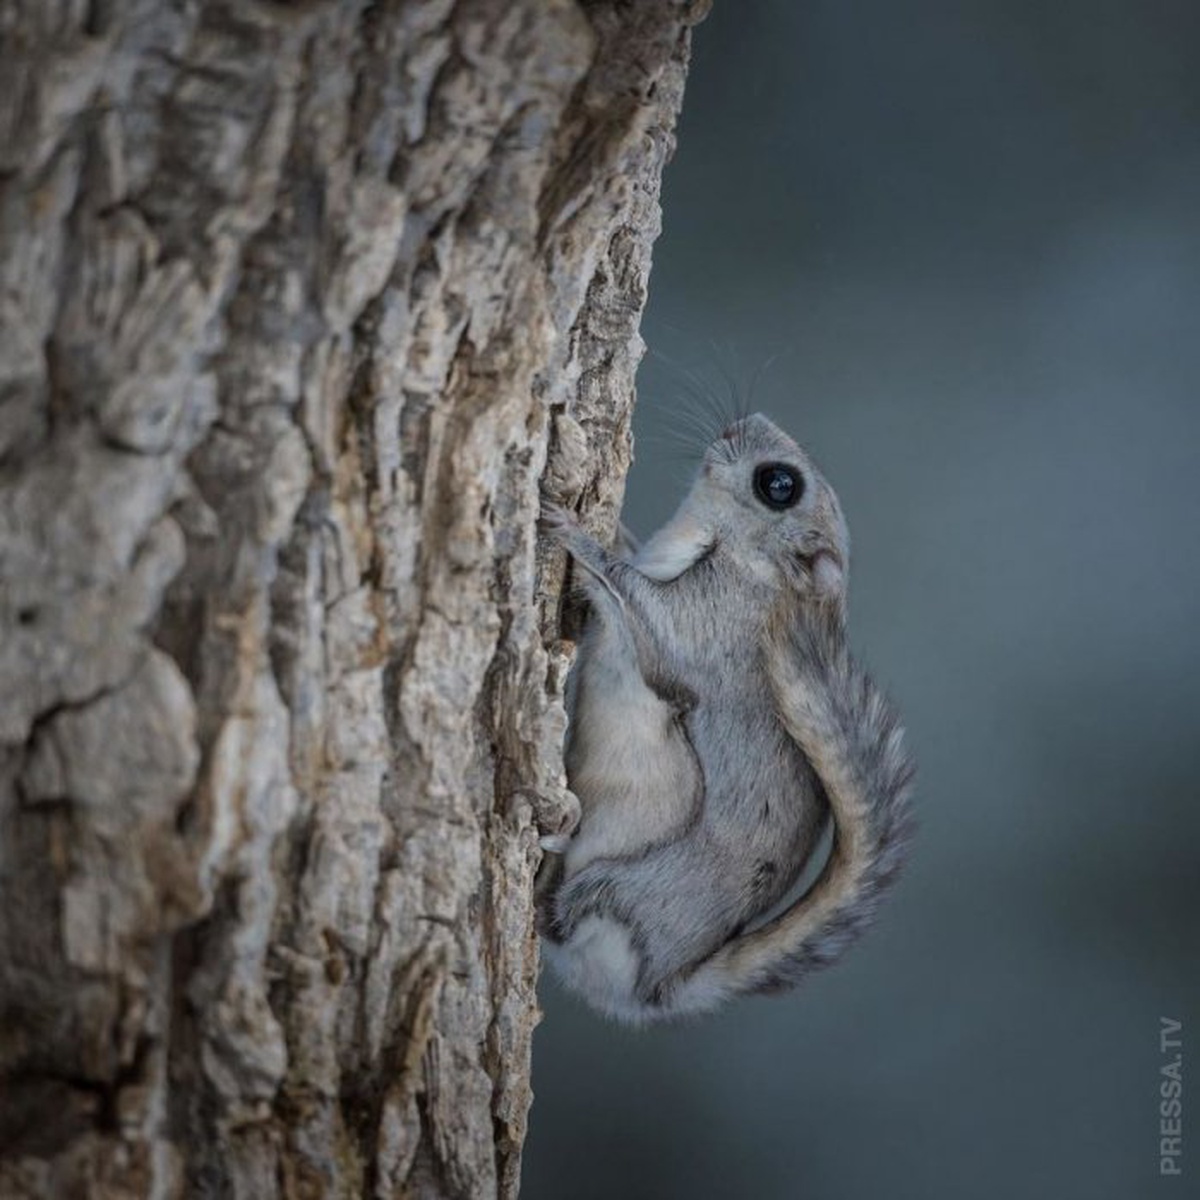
[692,413,850,603]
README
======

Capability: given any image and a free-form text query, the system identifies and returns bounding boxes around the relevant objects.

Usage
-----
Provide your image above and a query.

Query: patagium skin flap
[539,413,914,1024]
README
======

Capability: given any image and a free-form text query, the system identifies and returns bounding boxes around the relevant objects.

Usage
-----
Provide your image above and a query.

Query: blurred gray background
[524,2,1200,1197]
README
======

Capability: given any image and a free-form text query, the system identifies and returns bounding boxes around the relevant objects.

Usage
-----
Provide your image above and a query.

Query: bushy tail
[674,596,915,1011]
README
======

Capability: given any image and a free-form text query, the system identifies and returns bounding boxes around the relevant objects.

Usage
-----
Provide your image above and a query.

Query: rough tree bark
[0,1,706,1195]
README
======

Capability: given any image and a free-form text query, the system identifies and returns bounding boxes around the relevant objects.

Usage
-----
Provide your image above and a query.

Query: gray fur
[540,414,914,1023]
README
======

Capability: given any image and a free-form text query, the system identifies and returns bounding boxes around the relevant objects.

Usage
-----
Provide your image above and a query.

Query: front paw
[540,502,608,575]
[539,501,582,545]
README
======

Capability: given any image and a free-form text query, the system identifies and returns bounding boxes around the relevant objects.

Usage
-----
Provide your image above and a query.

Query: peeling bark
[0,1,705,1196]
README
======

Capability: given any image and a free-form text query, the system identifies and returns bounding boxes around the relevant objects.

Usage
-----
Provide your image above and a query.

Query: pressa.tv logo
[1160,1017,1184,1178]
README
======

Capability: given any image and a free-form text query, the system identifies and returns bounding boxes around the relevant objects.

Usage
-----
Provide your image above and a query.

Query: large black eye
[753,463,804,510]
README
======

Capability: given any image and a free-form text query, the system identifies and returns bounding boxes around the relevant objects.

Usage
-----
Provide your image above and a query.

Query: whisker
[642,338,796,465]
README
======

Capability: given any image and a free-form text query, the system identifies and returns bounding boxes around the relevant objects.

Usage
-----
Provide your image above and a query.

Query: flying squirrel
[538,412,914,1024]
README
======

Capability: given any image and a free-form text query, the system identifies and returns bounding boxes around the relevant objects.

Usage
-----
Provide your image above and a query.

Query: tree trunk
[0,1,704,1195]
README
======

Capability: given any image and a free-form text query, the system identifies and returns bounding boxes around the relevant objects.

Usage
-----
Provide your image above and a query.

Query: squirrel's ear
[812,551,846,601]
